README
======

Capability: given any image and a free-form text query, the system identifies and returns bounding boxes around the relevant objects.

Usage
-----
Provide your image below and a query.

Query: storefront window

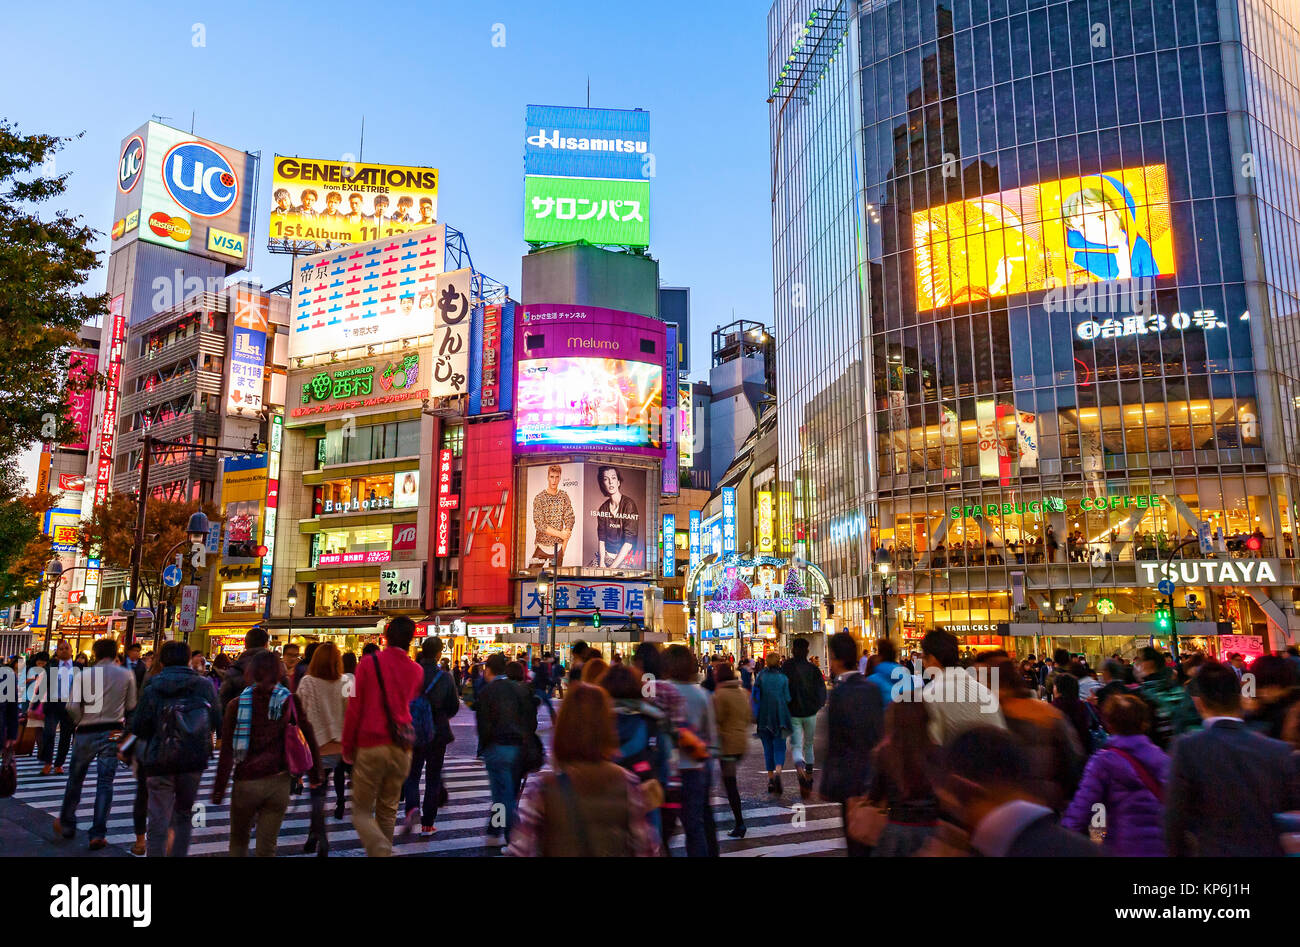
[314,580,381,616]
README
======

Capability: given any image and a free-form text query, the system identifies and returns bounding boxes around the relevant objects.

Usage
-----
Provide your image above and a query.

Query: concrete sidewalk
[0,795,131,858]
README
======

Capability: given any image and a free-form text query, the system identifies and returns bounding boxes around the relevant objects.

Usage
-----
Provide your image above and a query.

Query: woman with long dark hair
[297,641,346,854]
[865,700,940,857]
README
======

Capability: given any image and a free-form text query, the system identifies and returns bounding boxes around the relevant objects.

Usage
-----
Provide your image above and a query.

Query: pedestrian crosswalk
[8,755,844,857]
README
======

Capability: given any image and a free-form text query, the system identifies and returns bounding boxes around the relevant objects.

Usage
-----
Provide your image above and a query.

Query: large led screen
[913,164,1175,311]
[516,357,662,450]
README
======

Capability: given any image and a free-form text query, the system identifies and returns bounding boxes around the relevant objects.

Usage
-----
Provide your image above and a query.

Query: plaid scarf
[232,683,290,763]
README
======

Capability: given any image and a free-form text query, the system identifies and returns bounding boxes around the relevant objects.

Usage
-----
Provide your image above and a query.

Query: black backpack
[140,691,213,775]
[410,669,444,748]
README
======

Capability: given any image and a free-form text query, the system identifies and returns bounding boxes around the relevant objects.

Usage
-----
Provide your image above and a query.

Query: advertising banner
[461,420,515,608]
[111,122,258,269]
[318,550,391,567]
[756,491,774,553]
[524,105,651,180]
[473,303,505,415]
[722,487,737,556]
[524,175,650,247]
[689,510,701,571]
[1017,411,1039,469]
[65,349,98,451]
[268,156,438,251]
[662,324,678,495]
[435,448,458,558]
[679,382,693,466]
[663,513,676,578]
[58,474,86,494]
[289,225,446,359]
[430,268,473,398]
[221,454,268,567]
[380,567,423,605]
[976,398,999,479]
[227,289,268,416]
[913,163,1175,311]
[177,585,200,635]
[523,462,583,570]
[520,580,647,619]
[288,348,432,427]
[583,463,647,571]
[392,522,419,553]
[93,295,127,506]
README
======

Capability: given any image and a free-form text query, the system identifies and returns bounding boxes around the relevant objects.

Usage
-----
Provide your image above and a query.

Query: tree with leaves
[78,492,223,615]
[0,482,59,612]
[0,121,107,589]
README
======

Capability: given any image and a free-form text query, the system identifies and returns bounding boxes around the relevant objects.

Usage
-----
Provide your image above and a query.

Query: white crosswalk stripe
[9,755,845,857]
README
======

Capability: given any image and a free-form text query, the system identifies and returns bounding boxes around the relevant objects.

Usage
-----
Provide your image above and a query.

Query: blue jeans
[790,715,816,768]
[59,730,121,840]
[403,741,448,826]
[758,729,787,771]
[679,766,719,857]
[481,744,520,839]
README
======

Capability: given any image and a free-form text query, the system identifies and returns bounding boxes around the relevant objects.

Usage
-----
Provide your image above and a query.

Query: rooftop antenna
[587,76,590,108]
[359,116,365,162]
[190,111,195,134]
[151,114,171,124]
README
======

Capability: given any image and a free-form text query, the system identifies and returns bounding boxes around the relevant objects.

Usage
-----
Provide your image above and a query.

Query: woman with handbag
[858,699,940,857]
[711,662,753,837]
[213,650,321,857]
[297,642,347,855]
[506,684,660,857]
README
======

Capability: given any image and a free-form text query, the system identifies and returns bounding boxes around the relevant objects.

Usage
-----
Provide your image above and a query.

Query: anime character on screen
[1062,175,1160,281]
[591,466,641,570]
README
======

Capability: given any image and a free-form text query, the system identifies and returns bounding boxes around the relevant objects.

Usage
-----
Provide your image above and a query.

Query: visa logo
[207,227,246,259]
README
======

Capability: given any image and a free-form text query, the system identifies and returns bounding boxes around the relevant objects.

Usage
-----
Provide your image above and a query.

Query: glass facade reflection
[769,0,1300,657]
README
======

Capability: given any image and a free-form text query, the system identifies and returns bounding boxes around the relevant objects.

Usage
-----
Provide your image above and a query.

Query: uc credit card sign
[524,105,650,180]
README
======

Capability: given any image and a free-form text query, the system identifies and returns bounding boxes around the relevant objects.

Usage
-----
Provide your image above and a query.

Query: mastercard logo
[148,212,191,242]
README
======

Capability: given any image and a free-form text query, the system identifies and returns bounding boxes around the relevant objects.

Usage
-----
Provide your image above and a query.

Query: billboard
[662,324,678,495]
[93,295,127,506]
[524,105,650,180]
[913,164,1175,310]
[289,225,447,359]
[268,156,438,251]
[524,176,649,247]
[287,347,433,426]
[515,357,662,449]
[520,580,647,620]
[227,289,267,415]
[461,420,515,608]
[514,305,666,455]
[110,122,258,269]
[220,454,268,564]
[521,461,648,573]
[65,349,99,451]
[435,448,457,557]
[663,513,676,578]
[469,301,515,416]
[722,487,737,556]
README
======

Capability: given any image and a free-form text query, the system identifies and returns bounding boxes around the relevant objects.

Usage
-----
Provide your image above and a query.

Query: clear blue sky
[9,0,774,374]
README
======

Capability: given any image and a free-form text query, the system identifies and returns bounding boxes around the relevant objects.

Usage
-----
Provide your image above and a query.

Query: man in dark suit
[820,631,884,856]
[938,726,1100,857]
[122,643,147,690]
[1165,659,1300,856]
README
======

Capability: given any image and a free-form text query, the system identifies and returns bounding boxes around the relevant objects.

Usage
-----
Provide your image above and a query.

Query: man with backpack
[475,652,530,847]
[130,640,220,857]
[342,617,423,857]
[401,636,459,836]
[54,638,137,849]
[218,626,272,715]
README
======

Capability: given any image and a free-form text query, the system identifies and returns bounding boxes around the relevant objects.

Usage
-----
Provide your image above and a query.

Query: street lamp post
[877,559,892,646]
[537,566,553,660]
[43,558,63,654]
[287,586,298,641]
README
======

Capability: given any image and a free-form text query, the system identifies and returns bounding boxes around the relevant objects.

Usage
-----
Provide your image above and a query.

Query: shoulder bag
[372,653,415,751]
[283,697,314,777]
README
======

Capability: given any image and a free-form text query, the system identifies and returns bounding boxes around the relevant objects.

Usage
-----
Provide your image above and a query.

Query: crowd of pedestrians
[4,624,1300,858]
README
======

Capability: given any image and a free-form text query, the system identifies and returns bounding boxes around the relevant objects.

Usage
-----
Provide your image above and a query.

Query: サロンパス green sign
[524,175,650,247]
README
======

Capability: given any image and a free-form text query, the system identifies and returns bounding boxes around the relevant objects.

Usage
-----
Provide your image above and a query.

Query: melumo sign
[1137,559,1281,586]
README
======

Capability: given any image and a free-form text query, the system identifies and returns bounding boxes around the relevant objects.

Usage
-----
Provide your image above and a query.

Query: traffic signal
[593,609,602,629]
[1245,533,1262,552]
[227,542,269,559]
[1154,603,1172,633]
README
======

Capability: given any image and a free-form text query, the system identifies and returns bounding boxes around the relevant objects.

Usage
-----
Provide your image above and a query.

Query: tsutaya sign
[1138,559,1281,586]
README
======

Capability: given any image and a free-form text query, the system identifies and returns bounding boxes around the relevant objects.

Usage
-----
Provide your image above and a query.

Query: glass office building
[769,0,1300,658]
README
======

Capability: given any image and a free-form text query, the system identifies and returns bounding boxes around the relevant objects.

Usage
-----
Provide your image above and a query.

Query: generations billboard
[913,164,1175,310]
[522,461,648,573]
[110,122,258,269]
[524,175,649,247]
[289,225,448,359]
[460,420,515,608]
[514,304,666,455]
[268,156,439,251]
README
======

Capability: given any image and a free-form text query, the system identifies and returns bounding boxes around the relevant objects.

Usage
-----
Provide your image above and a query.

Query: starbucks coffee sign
[1138,559,1281,586]
[950,497,1065,520]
